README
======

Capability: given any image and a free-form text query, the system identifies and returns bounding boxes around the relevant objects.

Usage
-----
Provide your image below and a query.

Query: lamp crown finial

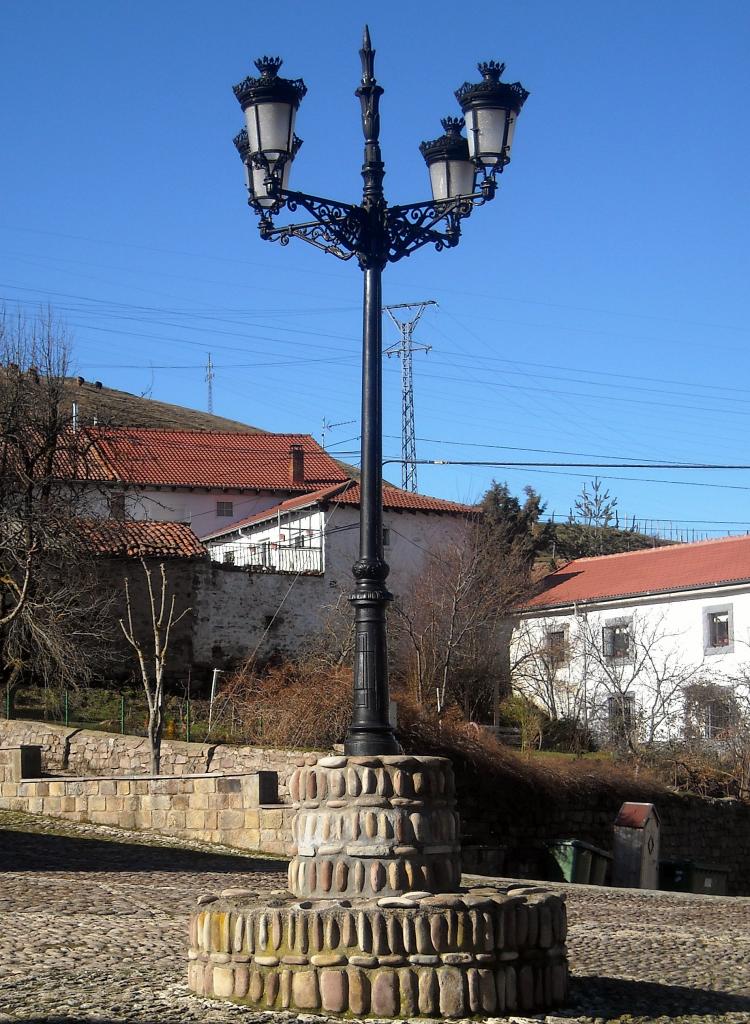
[478,60,506,81]
[254,56,283,78]
[441,116,464,135]
[362,24,372,50]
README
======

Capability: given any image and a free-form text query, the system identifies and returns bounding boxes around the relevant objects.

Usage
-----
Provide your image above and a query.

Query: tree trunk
[148,706,163,775]
[1,662,22,718]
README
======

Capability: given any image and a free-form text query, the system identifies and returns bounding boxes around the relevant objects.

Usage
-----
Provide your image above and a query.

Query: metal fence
[2,686,241,744]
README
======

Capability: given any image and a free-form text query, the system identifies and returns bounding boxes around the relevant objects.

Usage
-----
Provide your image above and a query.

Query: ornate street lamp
[455,60,529,172]
[232,29,527,756]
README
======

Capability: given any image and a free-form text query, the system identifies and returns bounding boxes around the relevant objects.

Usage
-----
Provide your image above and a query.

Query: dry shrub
[634,741,749,800]
[219,658,352,749]
[395,694,665,814]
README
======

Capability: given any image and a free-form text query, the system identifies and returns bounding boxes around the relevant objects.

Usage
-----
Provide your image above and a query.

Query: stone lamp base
[187,754,569,1017]
[188,885,568,1017]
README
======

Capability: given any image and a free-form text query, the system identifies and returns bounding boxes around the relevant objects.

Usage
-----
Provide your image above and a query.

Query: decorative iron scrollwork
[252,187,494,265]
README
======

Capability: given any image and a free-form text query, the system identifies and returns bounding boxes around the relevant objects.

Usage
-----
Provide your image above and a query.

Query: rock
[320,968,348,1012]
[212,966,234,998]
[378,896,417,909]
[479,967,497,1013]
[371,969,398,1016]
[196,894,217,906]
[415,915,433,954]
[349,954,378,967]
[249,969,263,1003]
[398,967,418,1017]
[318,755,347,768]
[430,913,448,951]
[291,969,320,1010]
[518,963,534,1011]
[467,967,482,1013]
[265,970,279,1006]
[347,966,370,1015]
[417,966,439,1015]
[438,966,466,1018]
[310,953,346,967]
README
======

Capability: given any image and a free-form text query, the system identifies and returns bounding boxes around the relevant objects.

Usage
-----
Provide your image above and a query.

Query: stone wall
[191,562,331,669]
[3,720,749,894]
[0,719,325,801]
[95,556,195,682]
[459,785,750,896]
[0,748,293,855]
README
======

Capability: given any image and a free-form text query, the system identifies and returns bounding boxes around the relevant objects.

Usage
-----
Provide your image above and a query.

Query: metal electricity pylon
[384,300,436,491]
[206,352,215,413]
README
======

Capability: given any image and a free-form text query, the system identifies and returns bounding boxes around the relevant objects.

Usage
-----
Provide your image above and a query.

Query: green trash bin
[548,839,593,884]
[548,839,612,885]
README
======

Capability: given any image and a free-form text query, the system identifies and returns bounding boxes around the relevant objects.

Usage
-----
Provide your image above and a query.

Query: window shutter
[602,627,614,658]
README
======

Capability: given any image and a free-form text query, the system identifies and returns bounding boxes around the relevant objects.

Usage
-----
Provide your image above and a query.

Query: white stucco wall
[83,484,290,536]
[511,584,750,741]
[206,502,469,600]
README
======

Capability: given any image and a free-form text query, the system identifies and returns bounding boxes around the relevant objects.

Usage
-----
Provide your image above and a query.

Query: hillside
[61,377,267,433]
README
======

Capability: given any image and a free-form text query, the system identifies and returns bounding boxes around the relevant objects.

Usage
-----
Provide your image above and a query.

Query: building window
[293,535,305,548]
[545,629,568,665]
[110,492,125,519]
[382,527,391,547]
[223,550,235,565]
[708,611,729,648]
[684,683,737,741]
[703,605,733,654]
[608,693,636,743]
[603,621,631,660]
[216,501,234,518]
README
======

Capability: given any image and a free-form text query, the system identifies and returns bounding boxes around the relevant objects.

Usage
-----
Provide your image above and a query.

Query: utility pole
[384,300,435,491]
[206,352,215,413]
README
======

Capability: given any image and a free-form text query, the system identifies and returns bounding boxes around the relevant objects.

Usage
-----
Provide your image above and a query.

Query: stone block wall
[459,788,750,896]
[0,769,294,855]
[0,720,324,799]
[191,562,331,668]
[2,720,749,894]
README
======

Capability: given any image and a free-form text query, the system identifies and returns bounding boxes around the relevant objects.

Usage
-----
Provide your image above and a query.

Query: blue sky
[2,1,749,536]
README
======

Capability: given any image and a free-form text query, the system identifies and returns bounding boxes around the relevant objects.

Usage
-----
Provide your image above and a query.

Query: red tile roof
[525,535,750,611]
[338,484,474,515]
[201,481,473,540]
[80,519,206,559]
[89,428,349,491]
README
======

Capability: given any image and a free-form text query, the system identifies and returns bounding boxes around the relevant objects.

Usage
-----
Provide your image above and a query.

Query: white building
[80,427,350,536]
[201,480,473,602]
[511,536,750,744]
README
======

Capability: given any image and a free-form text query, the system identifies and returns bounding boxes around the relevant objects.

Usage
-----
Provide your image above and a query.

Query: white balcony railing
[209,541,323,575]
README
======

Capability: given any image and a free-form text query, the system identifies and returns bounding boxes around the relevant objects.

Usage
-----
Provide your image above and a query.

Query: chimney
[289,444,304,484]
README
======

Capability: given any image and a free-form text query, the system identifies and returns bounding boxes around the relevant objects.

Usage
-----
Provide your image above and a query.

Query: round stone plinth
[288,754,461,900]
[187,885,568,1017]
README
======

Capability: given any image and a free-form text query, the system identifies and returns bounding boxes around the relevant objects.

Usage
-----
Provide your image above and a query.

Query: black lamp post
[232,28,527,756]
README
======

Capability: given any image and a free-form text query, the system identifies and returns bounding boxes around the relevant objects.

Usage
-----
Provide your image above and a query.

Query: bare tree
[0,308,113,712]
[513,610,701,751]
[511,617,588,728]
[394,521,533,722]
[119,559,190,774]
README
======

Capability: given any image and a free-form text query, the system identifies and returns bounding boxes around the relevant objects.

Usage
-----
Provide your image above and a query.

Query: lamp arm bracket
[255,189,365,259]
[258,215,358,261]
[385,191,490,262]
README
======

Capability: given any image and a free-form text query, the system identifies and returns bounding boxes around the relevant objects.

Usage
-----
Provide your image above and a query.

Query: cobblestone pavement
[0,810,748,1024]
